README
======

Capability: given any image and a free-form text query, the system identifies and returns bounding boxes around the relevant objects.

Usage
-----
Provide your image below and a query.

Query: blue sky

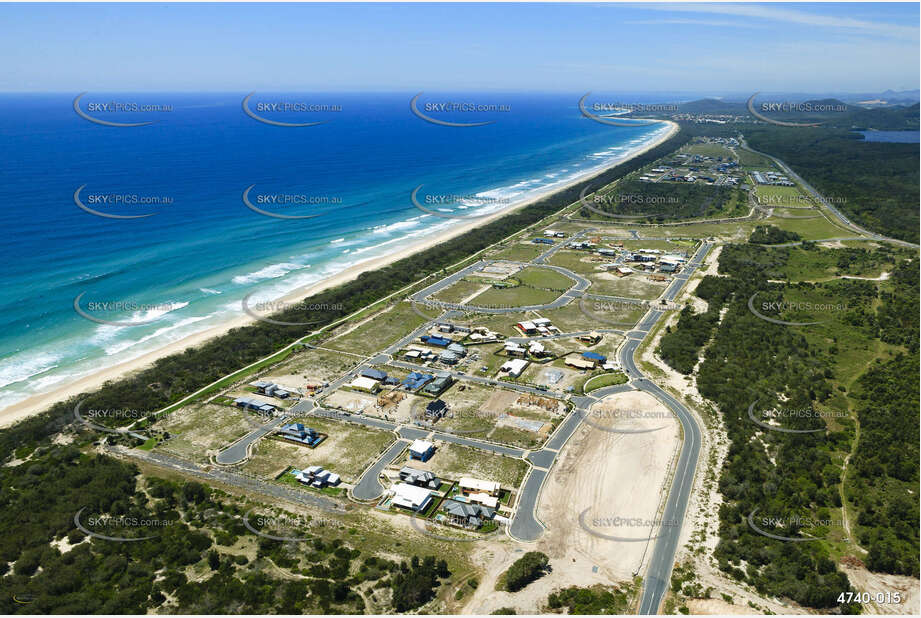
[2,2,918,93]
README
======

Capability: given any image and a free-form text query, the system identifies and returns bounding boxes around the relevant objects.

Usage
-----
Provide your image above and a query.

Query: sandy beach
[1,120,679,428]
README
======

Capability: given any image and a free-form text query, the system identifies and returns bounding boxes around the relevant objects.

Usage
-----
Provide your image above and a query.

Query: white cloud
[626,3,918,40]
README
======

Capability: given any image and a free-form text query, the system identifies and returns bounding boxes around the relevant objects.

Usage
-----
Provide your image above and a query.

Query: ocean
[0,92,671,411]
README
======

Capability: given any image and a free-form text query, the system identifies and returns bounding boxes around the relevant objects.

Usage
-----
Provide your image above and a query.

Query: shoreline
[1,120,679,428]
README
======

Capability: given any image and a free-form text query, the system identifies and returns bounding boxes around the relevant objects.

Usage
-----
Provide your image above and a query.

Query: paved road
[533,229,589,264]
[388,359,556,397]
[409,259,590,313]
[351,439,408,500]
[508,383,635,541]
[215,415,289,465]
[739,138,920,250]
[111,446,344,513]
[631,242,710,614]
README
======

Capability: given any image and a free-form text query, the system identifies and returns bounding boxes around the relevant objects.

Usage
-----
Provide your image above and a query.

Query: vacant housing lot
[243,414,395,483]
[402,442,529,489]
[156,403,258,463]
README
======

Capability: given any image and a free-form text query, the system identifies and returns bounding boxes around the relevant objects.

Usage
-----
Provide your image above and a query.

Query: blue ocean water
[857,130,920,143]
[0,92,670,410]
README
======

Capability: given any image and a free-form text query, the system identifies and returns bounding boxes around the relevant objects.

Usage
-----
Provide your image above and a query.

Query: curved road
[738,138,919,250]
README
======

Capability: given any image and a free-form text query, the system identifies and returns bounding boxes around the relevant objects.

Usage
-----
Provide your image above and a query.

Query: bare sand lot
[588,272,669,300]
[322,388,379,414]
[264,346,361,389]
[463,390,679,614]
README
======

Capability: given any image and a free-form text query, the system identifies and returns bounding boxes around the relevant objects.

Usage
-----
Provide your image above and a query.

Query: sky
[1,2,918,93]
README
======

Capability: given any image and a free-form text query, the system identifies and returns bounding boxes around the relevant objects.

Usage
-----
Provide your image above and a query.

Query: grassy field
[736,148,776,169]
[587,273,668,300]
[618,239,697,252]
[684,142,735,159]
[266,346,361,386]
[515,266,574,290]
[763,212,852,240]
[537,301,644,331]
[584,371,629,393]
[325,301,432,356]
[488,242,544,262]
[470,283,561,308]
[546,250,605,275]
[782,246,899,282]
[243,414,396,483]
[156,403,257,463]
[431,278,489,304]
[405,442,529,489]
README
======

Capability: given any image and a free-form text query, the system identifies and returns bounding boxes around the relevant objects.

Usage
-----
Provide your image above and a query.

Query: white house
[500,359,529,378]
[459,477,501,497]
[391,483,433,512]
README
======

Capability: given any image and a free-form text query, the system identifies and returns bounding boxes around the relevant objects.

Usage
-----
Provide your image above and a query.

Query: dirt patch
[156,403,259,463]
[322,389,379,414]
[479,390,520,417]
[463,390,678,614]
[841,563,920,615]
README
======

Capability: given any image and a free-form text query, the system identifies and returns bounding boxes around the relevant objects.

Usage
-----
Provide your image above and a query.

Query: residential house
[424,399,448,420]
[459,477,501,497]
[422,373,453,396]
[399,466,441,489]
[500,358,529,378]
[360,368,388,382]
[391,483,433,512]
[349,376,381,393]
[277,423,322,446]
[565,357,595,370]
[442,500,496,529]
[409,439,436,462]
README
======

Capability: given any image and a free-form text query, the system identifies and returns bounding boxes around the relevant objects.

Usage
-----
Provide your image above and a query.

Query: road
[632,242,710,614]
[215,415,289,465]
[110,445,345,513]
[408,259,590,313]
[738,138,920,250]
[351,439,409,500]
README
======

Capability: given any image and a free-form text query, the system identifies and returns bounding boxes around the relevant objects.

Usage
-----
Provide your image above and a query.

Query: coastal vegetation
[0,446,460,613]
[657,233,918,608]
[583,179,748,222]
